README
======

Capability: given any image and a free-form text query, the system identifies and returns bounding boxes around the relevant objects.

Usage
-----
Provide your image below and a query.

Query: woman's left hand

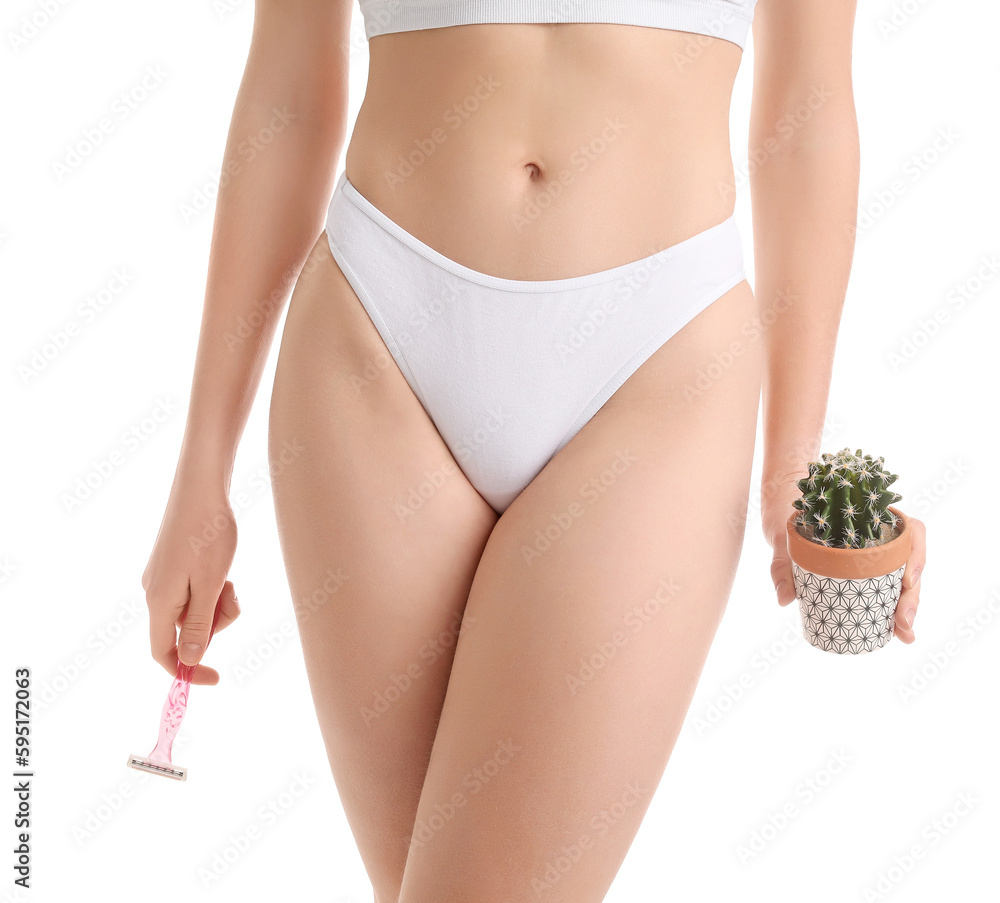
[762,479,927,644]
[760,476,804,609]
[892,514,926,643]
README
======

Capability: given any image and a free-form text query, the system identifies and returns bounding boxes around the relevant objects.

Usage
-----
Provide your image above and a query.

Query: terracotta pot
[785,505,912,654]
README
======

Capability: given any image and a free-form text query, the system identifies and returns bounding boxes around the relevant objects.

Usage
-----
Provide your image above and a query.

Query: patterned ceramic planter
[785,505,912,654]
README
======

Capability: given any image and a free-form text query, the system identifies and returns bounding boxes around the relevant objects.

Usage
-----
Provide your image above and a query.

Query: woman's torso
[344,23,744,280]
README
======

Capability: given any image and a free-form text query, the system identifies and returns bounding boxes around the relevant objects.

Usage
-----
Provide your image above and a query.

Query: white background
[3,1,997,901]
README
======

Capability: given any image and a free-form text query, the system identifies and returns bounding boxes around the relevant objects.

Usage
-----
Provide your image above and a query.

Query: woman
[142,0,927,899]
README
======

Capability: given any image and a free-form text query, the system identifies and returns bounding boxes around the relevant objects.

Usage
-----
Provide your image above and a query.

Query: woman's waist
[343,24,743,281]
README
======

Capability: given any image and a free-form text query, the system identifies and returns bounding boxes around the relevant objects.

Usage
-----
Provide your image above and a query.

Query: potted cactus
[785,448,912,654]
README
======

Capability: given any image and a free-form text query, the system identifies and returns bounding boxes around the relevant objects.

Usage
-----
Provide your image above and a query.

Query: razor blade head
[127,753,188,782]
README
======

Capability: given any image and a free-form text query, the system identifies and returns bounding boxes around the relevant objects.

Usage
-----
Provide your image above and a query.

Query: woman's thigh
[396,279,763,903]
[268,232,499,901]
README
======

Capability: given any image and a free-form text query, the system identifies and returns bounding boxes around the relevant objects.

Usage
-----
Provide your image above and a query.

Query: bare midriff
[343,23,744,281]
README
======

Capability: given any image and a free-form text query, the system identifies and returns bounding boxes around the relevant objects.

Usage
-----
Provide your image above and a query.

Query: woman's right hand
[141,466,241,685]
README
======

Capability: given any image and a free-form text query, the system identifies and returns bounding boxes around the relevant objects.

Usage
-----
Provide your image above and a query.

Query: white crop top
[359,0,757,50]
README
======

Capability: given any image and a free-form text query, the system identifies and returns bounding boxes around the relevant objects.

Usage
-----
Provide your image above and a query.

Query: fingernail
[909,568,921,588]
[180,643,202,664]
[901,608,915,629]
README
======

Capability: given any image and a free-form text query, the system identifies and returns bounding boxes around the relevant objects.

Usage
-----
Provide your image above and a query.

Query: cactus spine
[793,448,902,549]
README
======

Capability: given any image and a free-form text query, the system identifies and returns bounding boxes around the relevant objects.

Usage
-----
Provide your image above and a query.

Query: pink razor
[126,602,223,782]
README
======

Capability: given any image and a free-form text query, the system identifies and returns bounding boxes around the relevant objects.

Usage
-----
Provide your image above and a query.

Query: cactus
[792,448,902,549]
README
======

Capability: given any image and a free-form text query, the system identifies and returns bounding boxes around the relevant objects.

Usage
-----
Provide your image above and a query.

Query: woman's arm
[750,0,927,641]
[749,0,860,565]
[179,0,353,489]
[142,0,354,681]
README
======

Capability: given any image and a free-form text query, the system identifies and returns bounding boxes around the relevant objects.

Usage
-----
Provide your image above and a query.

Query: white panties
[324,169,746,514]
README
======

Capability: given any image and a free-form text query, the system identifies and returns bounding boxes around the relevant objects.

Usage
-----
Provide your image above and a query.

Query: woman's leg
[268,234,499,903]
[395,278,763,903]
